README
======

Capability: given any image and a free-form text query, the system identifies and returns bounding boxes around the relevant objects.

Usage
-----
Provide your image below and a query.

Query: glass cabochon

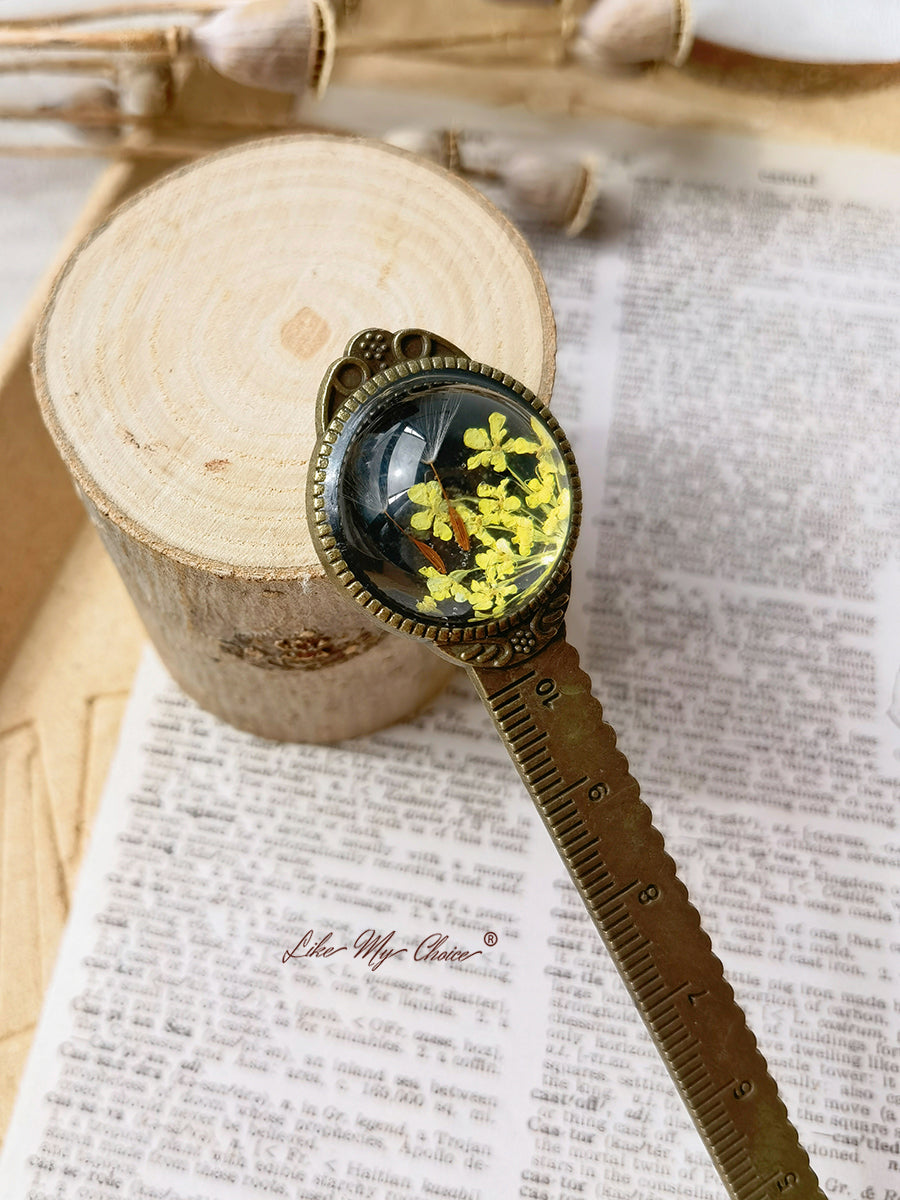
[323,372,575,627]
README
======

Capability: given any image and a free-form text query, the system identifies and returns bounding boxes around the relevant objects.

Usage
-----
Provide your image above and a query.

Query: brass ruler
[469,632,827,1200]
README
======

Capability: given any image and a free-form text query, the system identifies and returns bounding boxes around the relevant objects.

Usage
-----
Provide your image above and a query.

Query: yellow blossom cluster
[405,411,570,620]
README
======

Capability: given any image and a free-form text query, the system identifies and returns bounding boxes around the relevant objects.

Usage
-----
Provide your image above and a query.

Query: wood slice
[33,135,556,742]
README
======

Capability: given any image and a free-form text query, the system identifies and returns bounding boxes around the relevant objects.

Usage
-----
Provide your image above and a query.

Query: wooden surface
[7,7,900,1145]
[34,135,553,742]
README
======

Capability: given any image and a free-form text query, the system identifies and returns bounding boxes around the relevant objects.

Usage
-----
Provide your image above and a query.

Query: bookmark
[309,328,827,1200]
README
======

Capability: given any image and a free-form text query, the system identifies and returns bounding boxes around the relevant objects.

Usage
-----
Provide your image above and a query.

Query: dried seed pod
[573,0,690,66]
[190,0,334,97]
[383,127,452,167]
[503,150,601,234]
[456,130,530,184]
[57,82,122,144]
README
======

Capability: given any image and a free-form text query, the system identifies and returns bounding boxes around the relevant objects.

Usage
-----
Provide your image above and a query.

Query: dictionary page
[2,124,900,1200]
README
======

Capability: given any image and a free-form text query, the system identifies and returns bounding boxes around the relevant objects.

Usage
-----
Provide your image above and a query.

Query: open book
[1,121,899,1198]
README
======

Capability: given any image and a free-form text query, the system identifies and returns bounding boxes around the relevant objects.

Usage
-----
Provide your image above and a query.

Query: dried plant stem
[0,137,220,159]
[0,103,326,140]
[0,25,186,57]
[0,2,217,26]
[337,24,564,56]
[0,56,118,74]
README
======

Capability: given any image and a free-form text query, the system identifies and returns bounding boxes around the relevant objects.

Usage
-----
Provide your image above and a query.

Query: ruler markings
[554,812,584,836]
[619,943,659,975]
[745,1173,782,1200]
[508,719,539,743]
[545,803,576,830]
[615,930,646,960]
[480,657,830,1200]
[672,1044,704,1075]
[530,765,561,788]
[528,753,556,772]
[560,830,592,856]
[649,979,691,1008]
[728,1162,757,1192]
[638,978,669,1009]
[562,834,594,859]
[595,893,628,918]
[544,797,577,824]
[611,923,646,954]
[645,995,679,1026]
[656,1013,687,1042]
[717,1137,750,1172]
[564,842,596,866]
[571,844,600,873]
[542,774,589,805]
[742,1181,771,1200]
[582,870,613,895]
[628,961,658,992]
[665,1023,694,1051]
[487,670,535,702]
[548,803,579,826]
[503,714,534,737]
[600,911,632,939]
[571,851,603,877]
[596,899,632,927]
[518,742,551,765]
[678,1056,708,1084]
[581,874,613,903]
[513,730,548,755]
[600,879,640,907]
[666,1035,695,1065]
[705,1113,733,1140]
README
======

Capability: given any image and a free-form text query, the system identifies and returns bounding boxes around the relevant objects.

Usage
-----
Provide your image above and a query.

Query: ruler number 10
[536,678,561,707]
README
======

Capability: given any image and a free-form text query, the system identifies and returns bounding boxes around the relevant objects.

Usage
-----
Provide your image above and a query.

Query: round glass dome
[322,369,576,627]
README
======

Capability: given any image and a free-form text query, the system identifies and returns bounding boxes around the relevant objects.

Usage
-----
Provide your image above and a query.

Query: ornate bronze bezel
[307,328,582,667]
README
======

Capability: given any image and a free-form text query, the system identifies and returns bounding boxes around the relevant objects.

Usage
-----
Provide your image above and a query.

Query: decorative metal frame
[308,327,582,668]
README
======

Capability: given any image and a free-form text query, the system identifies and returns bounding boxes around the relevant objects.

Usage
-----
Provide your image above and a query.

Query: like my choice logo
[282,929,498,973]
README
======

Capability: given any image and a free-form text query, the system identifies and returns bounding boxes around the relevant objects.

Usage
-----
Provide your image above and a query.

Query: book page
[2,124,899,1200]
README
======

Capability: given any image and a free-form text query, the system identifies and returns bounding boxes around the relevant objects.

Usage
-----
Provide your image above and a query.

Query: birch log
[33,135,555,742]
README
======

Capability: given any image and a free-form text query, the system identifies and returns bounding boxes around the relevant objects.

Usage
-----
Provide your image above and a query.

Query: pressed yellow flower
[464,412,517,472]
[469,577,519,614]
[477,479,521,525]
[420,567,471,603]
[407,480,453,541]
[525,460,557,508]
[541,486,571,537]
[475,541,517,585]
[510,514,536,556]
[455,502,482,541]
[531,416,560,466]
